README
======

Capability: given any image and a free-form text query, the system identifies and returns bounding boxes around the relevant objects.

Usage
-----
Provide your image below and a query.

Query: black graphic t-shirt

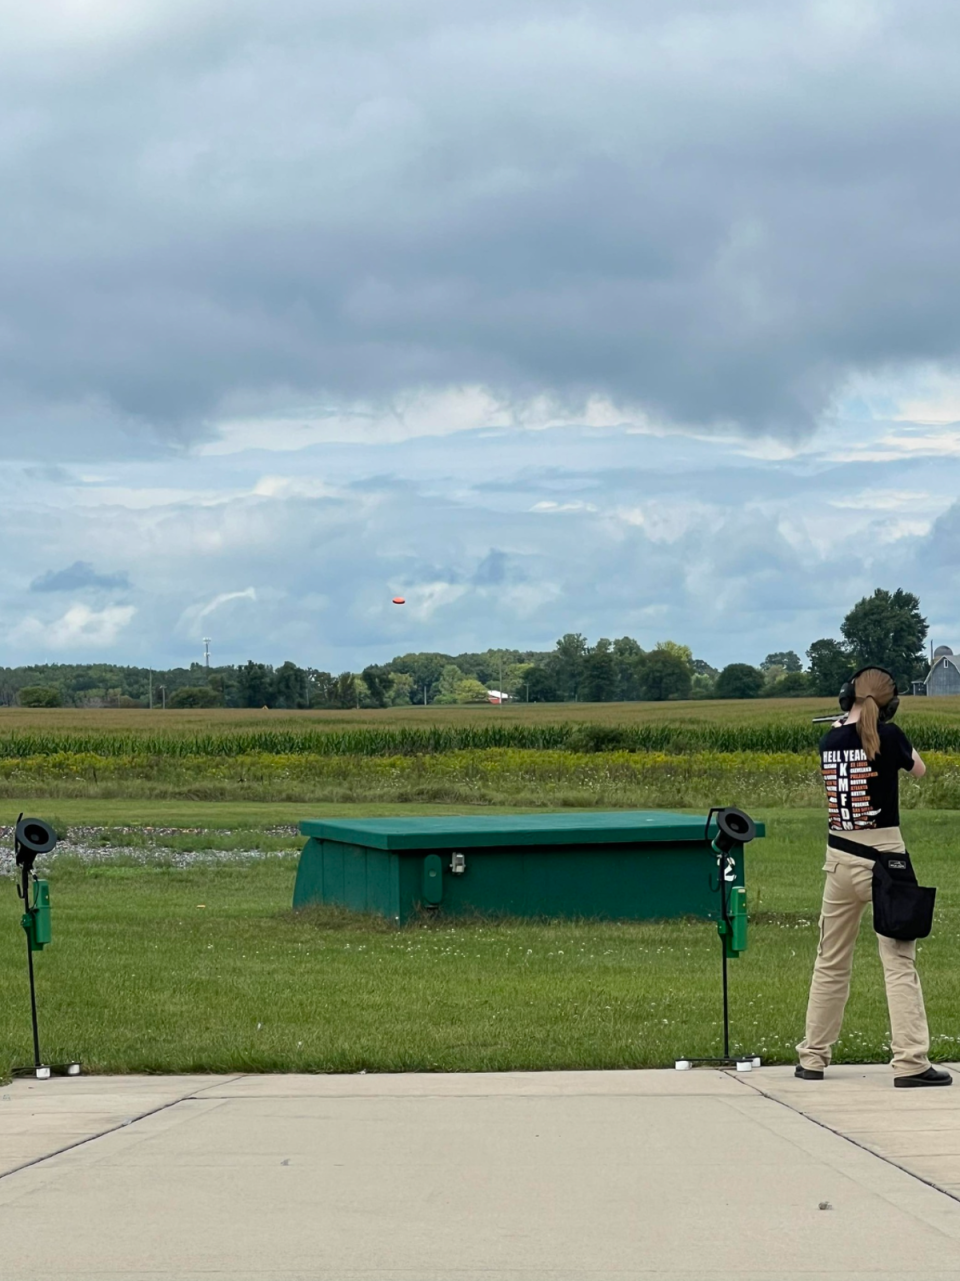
[820,721,915,831]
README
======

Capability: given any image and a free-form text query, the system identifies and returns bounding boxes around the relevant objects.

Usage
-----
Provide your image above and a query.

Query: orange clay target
[392,597,406,604]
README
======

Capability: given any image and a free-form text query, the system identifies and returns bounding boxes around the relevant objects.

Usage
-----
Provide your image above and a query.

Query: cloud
[4,414,960,670]
[531,500,597,514]
[829,491,934,512]
[22,463,74,483]
[3,1,960,455]
[30,560,131,592]
[11,604,137,649]
[472,550,510,587]
[251,476,342,500]
[177,588,257,637]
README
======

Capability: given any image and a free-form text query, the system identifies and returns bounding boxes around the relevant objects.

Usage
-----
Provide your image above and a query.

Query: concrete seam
[730,1071,960,1207]
[0,1074,246,1183]
[188,1073,253,1098]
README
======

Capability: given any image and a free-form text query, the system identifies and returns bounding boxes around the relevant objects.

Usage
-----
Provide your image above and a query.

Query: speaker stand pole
[25,924,43,1072]
[675,850,759,1073]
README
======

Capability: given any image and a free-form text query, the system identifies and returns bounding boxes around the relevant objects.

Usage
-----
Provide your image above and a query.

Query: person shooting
[796,666,950,1088]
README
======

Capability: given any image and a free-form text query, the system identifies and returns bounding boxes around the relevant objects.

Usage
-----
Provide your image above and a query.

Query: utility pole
[499,653,503,707]
[148,671,153,710]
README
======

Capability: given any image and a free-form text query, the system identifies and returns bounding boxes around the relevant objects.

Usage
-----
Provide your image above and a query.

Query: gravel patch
[0,824,302,876]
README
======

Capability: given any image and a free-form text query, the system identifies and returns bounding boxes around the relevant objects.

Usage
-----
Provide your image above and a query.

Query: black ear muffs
[881,694,900,723]
[838,666,899,721]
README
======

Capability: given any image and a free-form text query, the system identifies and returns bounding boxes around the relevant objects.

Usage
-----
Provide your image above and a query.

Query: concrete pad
[898,1156,960,1186]
[840,1130,960,1157]
[804,1109,960,1132]
[0,1074,239,1177]
[739,1062,960,1193]
[194,1068,747,1098]
[4,1070,960,1280]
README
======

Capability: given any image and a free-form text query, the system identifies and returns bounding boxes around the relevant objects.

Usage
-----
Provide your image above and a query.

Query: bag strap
[827,833,882,861]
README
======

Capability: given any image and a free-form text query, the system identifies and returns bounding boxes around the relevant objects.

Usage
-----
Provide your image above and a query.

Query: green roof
[299,810,765,851]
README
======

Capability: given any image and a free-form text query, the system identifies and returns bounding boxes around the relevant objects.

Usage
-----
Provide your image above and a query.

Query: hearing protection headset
[838,666,900,722]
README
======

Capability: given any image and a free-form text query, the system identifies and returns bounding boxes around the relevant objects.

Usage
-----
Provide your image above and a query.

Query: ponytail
[852,667,895,762]
[857,696,880,762]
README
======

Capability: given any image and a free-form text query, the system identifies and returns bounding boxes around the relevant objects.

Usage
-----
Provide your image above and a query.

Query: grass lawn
[3,806,958,1076]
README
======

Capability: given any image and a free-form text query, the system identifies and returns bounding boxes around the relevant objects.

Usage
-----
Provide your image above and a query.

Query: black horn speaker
[15,816,58,866]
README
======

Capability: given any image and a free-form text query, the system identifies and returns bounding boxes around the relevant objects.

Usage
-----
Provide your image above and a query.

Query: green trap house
[293,811,764,925]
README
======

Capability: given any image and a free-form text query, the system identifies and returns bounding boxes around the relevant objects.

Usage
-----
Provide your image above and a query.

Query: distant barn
[926,646,960,696]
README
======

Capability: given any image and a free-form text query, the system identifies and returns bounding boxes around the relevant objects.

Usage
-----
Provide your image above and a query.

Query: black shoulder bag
[828,834,936,942]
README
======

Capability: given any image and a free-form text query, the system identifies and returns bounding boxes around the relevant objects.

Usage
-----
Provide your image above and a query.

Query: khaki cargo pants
[797,826,931,1078]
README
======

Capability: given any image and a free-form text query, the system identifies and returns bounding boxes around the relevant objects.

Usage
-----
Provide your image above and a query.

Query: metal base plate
[675,1056,761,1072]
[11,1062,81,1080]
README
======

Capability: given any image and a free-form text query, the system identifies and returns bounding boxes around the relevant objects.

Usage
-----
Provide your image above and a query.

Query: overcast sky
[3,0,960,671]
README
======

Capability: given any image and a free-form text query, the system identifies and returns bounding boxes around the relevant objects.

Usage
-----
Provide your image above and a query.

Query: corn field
[0,701,957,805]
[0,713,958,757]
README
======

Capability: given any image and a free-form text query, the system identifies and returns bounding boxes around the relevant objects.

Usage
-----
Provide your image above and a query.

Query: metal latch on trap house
[450,852,466,875]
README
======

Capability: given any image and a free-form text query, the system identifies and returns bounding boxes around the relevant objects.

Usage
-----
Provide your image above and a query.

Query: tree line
[10,588,932,708]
